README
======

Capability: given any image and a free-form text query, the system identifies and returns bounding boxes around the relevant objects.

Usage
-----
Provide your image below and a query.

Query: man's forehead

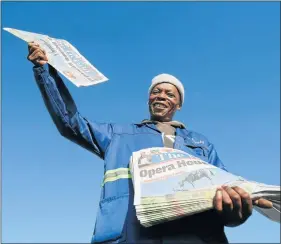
[152,82,179,91]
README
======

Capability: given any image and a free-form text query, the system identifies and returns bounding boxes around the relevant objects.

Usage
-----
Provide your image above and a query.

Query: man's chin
[150,112,167,121]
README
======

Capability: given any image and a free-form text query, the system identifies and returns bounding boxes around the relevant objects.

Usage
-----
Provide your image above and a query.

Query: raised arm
[27,42,113,159]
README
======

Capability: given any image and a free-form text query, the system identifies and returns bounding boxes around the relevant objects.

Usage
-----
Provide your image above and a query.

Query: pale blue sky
[2,2,280,243]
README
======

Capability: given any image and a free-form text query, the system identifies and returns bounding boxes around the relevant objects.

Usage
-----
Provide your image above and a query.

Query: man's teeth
[154,103,166,108]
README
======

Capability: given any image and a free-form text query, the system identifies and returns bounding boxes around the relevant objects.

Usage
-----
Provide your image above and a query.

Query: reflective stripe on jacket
[33,65,228,244]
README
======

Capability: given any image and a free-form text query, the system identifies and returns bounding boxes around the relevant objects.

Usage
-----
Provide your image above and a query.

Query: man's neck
[149,117,172,123]
[142,119,185,129]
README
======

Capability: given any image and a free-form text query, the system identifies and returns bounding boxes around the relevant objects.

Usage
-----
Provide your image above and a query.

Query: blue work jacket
[33,65,228,244]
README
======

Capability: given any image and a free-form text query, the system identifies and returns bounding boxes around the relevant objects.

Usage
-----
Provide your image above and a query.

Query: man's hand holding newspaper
[130,147,280,227]
[28,42,48,66]
[214,185,269,227]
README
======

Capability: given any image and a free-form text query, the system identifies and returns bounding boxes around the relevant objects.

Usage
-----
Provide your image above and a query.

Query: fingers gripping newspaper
[3,27,108,87]
[130,147,280,227]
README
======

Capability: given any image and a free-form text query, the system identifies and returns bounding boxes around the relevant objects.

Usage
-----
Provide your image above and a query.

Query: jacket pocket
[92,194,129,243]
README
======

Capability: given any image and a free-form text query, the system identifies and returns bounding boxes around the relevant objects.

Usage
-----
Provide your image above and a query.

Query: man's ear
[177,104,181,110]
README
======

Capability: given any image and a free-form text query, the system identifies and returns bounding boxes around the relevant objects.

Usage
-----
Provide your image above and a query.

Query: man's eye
[167,93,175,98]
[152,90,159,94]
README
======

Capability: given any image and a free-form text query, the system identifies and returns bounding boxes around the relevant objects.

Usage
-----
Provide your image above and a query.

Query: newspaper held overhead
[130,147,280,227]
[3,27,108,87]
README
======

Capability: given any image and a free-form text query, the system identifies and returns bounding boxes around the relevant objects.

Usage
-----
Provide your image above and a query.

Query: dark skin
[27,42,48,66]
[27,42,273,227]
[149,82,181,122]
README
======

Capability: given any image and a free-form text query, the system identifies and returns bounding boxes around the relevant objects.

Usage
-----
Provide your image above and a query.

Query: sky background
[2,2,280,243]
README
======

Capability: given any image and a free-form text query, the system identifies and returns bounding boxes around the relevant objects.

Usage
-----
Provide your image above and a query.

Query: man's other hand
[213,186,273,227]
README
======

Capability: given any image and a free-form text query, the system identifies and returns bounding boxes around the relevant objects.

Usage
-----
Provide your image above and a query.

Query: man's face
[149,82,181,122]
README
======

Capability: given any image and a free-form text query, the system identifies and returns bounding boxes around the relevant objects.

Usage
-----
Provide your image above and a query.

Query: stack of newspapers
[130,147,280,227]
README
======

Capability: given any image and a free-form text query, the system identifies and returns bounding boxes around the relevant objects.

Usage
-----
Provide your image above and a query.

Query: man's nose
[155,93,167,100]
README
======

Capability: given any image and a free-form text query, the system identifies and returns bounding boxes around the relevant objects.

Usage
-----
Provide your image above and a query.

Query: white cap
[149,73,185,105]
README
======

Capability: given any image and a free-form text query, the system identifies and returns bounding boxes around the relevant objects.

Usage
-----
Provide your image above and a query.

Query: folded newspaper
[130,147,280,227]
[3,27,108,87]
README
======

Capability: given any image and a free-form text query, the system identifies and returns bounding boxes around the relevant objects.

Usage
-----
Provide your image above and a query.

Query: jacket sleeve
[33,64,113,159]
[207,142,227,171]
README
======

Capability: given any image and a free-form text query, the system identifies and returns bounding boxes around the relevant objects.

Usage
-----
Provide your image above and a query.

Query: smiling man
[27,42,272,244]
[149,74,183,122]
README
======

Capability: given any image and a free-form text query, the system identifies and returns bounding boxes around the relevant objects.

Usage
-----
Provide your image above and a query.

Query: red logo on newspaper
[63,71,76,79]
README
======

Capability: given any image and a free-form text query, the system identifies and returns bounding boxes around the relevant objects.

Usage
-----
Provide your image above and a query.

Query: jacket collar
[140,119,186,129]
